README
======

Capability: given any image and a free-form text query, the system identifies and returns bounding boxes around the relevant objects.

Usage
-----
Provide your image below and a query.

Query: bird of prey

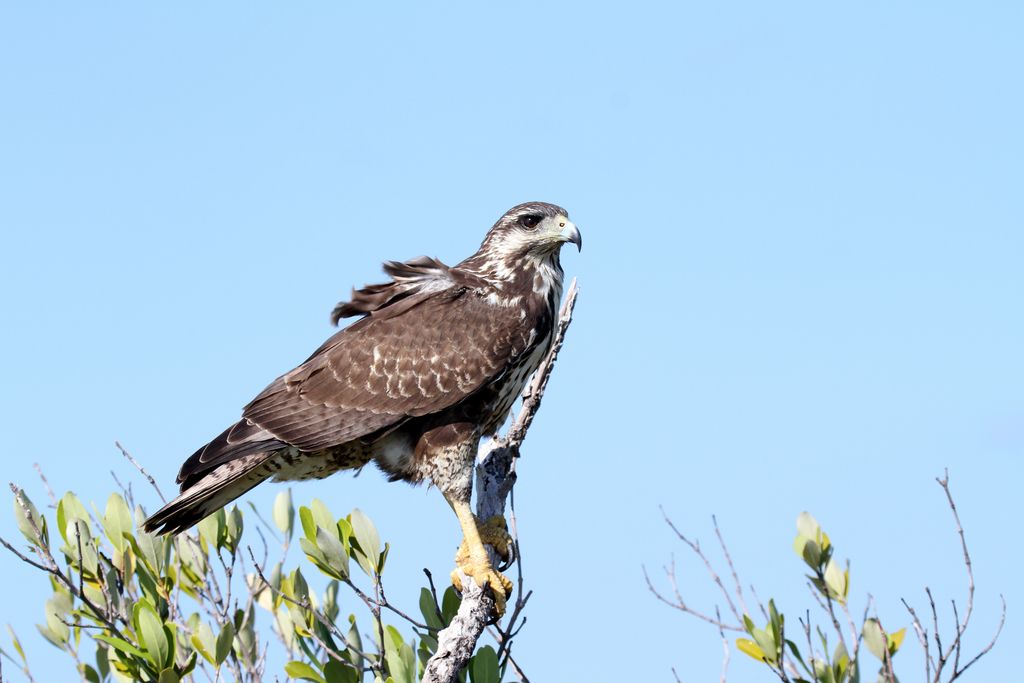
[143,202,581,614]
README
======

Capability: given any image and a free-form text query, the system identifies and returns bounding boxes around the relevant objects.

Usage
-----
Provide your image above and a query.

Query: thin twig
[953,594,1006,680]
[875,618,896,682]
[716,606,730,683]
[4,485,128,642]
[115,441,166,504]
[901,597,933,680]
[712,515,749,619]
[247,547,376,666]
[643,562,742,631]
[653,510,744,627]
[32,464,57,508]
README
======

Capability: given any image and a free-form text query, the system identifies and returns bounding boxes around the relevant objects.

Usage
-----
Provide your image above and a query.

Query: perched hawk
[144,202,581,613]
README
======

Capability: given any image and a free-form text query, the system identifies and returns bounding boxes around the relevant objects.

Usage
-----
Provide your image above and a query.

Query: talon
[451,558,513,616]
[445,501,514,616]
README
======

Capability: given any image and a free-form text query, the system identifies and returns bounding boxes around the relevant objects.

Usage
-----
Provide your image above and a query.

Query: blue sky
[1,2,1020,680]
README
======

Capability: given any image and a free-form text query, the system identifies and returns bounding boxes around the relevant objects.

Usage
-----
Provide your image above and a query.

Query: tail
[142,452,276,535]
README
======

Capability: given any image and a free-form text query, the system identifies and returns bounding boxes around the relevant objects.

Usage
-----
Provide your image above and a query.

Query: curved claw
[451,561,514,616]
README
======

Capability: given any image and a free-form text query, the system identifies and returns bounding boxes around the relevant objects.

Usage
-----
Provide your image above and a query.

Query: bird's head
[474,202,582,265]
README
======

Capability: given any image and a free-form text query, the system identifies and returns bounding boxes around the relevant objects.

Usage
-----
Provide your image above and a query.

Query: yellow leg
[456,514,512,564]
[448,498,514,616]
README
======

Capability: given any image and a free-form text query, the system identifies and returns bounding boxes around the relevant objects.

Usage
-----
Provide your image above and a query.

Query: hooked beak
[559,220,583,252]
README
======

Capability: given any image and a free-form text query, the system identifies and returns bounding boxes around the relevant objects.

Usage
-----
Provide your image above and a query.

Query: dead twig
[115,440,166,504]
[899,471,1005,682]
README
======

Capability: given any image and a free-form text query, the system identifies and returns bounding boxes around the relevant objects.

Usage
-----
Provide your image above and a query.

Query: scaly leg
[455,514,512,566]
[447,497,514,615]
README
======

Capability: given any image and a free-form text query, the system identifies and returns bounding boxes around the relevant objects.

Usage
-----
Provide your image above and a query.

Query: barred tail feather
[142,452,276,535]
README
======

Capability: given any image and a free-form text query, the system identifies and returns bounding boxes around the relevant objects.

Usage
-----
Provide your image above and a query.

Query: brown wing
[241,285,528,451]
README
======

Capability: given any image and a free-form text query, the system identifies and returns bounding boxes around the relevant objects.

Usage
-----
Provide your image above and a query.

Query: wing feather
[242,280,528,452]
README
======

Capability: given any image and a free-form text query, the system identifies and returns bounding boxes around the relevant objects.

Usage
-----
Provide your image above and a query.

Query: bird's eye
[519,214,542,230]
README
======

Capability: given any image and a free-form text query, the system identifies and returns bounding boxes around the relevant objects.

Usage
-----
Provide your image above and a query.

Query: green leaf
[751,626,777,663]
[197,509,225,550]
[300,506,317,543]
[103,493,133,553]
[862,618,887,661]
[94,634,148,660]
[44,594,71,644]
[132,508,166,574]
[36,624,66,649]
[177,651,198,677]
[215,620,235,665]
[345,617,363,672]
[95,642,111,681]
[81,663,101,683]
[273,489,294,541]
[61,518,100,578]
[157,668,180,683]
[470,645,499,683]
[348,508,381,577]
[234,605,257,664]
[13,489,48,546]
[796,511,820,541]
[292,567,310,602]
[799,538,822,568]
[768,599,783,645]
[190,623,217,666]
[7,625,26,664]
[310,499,336,536]
[383,625,414,683]
[324,659,359,683]
[441,587,461,624]
[736,637,766,661]
[832,641,849,674]
[337,517,353,549]
[285,661,327,683]
[57,492,90,543]
[419,588,444,630]
[323,580,340,622]
[823,560,847,602]
[317,525,350,578]
[785,639,808,672]
[225,506,243,553]
[134,600,170,670]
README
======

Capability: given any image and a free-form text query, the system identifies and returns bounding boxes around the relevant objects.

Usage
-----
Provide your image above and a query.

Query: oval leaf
[470,645,499,683]
[135,603,170,670]
[284,661,326,683]
[348,508,381,577]
[215,621,235,665]
[273,489,294,541]
[736,637,766,661]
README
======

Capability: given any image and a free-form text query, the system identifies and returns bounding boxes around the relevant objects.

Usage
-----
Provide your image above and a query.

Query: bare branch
[643,563,742,631]
[953,594,1006,680]
[655,511,744,627]
[716,606,730,683]
[32,464,57,508]
[115,440,166,504]
[712,515,749,619]
[4,484,128,642]
[246,547,375,666]
[422,279,578,683]
[901,596,933,680]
